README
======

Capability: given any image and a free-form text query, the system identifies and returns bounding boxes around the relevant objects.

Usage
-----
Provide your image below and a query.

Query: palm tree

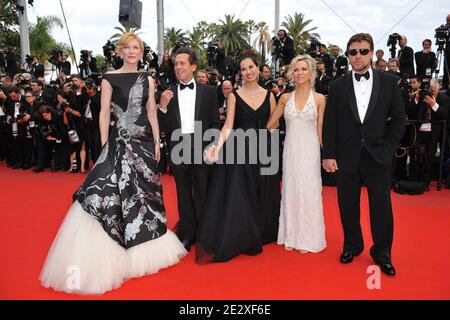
[164,27,188,52]
[252,21,272,64]
[109,26,142,44]
[245,19,258,44]
[212,14,249,56]
[281,12,320,55]
[186,27,207,64]
[29,15,68,65]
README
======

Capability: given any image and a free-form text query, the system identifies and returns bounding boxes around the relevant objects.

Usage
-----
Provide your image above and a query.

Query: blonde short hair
[286,54,317,88]
[116,32,144,53]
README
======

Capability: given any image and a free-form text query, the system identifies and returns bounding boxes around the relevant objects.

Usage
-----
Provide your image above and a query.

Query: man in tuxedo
[158,47,221,251]
[331,45,349,79]
[397,36,415,78]
[322,33,405,276]
[317,44,333,77]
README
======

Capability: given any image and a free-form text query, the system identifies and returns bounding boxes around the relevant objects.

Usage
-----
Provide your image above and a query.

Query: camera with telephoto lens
[103,40,115,58]
[308,37,321,59]
[435,24,450,48]
[80,50,91,63]
[48,49,63,65]
[387,33,401,58]
[25,54,33,65]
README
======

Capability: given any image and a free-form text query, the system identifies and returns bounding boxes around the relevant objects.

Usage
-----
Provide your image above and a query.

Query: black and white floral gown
[40,72,187,295]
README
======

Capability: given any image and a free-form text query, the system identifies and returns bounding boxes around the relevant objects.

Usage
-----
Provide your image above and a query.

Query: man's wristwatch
[154,138,163,147]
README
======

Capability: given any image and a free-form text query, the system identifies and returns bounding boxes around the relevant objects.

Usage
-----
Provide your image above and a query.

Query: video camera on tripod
[387,33,401,59]
[435,24,450,50]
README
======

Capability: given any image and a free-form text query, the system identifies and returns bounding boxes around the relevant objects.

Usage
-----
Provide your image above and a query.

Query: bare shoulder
[280,92,292,103]
[313,91,326,106]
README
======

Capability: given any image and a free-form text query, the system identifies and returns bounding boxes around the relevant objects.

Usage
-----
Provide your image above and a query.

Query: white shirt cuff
[158,105,168,114]
[431,103,439,112]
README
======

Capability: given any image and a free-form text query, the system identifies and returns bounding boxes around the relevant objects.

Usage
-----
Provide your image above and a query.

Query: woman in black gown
[40,33,187,295]
[197,54,281,263]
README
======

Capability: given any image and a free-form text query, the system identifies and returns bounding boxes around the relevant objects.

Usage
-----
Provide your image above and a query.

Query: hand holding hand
[322,159,339,173]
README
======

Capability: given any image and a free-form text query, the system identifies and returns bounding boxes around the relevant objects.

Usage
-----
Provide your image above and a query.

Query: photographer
[20,55,34,74]
[315,61,333,96]
[415,39,437,80]
[208,69,221,87]
[217,80,233,126]
[1,47,19,77]
[275,29,295,66]
[410,79,449,191]
[79,50,98,80]
[158,52,176,87]
[317,44,333,77]
[65,74,86,173]
[259,64,273,88]
[144,47,159,72]
[56,52,71,75]
[34,105,65,173]
[5,87,27,168]
[81,79,101,168]
[397,36,415,78]
[215,41,226,76]
[21,90,41,169]
[32,56,45,79]
[331,45,348,78]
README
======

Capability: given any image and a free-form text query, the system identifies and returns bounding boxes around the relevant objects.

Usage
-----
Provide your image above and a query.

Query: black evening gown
[196,90,281,263]
[40,72,187,295]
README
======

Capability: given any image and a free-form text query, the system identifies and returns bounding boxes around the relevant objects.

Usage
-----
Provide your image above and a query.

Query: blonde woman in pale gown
[267,54,327,254]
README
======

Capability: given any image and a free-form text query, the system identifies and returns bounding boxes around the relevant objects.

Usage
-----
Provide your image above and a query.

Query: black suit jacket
[413,93,449,141]
[398,46,415,77]
[161,83,220,167]
[315,74,333,95]
[333,56,349,78]
[281,36,295,65]
[323,69,406,171]
[414,51,437,79]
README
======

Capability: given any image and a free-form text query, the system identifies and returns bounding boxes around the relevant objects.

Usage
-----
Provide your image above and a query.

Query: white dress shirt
[352,68,373,123]
[178,80,196,134]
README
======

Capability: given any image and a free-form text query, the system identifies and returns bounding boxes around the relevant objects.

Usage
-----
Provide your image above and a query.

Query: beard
[351,61,371,73]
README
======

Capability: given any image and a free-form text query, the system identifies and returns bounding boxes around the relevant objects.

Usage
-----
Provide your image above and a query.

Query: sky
[26,0,448,63]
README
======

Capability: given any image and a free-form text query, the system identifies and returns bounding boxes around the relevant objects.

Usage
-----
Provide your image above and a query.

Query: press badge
[426,68,432,76]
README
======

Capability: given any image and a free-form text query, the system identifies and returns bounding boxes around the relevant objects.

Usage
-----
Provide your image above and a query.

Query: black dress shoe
[33,167,44,173]
[181,239,192,252]
[379,263,396,276]
[340,252,359,264]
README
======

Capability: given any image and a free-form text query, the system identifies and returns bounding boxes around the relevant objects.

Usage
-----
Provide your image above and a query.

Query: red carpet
[0,162,449,300]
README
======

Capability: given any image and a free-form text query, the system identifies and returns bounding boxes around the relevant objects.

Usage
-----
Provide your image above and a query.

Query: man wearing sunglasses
[323,33,405,276]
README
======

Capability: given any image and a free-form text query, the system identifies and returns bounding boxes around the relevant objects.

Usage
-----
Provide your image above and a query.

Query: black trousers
[83,127,101,167]
[410,131,439,186]
[0,131,14,165]
[172,164,210,243]
[336,147,394,265]
[35,136,56,169]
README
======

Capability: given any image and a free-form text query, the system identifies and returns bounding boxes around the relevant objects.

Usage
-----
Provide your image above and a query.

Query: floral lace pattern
[74,73,167,248]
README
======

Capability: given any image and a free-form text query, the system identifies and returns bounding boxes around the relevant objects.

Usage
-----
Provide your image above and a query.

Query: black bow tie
[355,71,370,81]
[180,82,194,90]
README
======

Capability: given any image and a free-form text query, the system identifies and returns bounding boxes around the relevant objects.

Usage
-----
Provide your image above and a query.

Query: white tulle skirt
[40,201,187,295]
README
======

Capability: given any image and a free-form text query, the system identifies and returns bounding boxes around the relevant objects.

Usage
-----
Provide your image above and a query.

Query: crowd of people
[1,14,450,295]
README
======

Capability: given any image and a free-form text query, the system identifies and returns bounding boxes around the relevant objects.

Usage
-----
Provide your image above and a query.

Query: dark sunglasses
[347,48,371,56]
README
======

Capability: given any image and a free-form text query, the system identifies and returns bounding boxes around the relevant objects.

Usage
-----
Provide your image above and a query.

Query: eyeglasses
[347,48,371,56]
[25,95,33,98]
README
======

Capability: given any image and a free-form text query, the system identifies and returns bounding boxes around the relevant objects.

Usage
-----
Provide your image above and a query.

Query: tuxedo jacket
[161,82,220,167]
[323,69,406,171]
